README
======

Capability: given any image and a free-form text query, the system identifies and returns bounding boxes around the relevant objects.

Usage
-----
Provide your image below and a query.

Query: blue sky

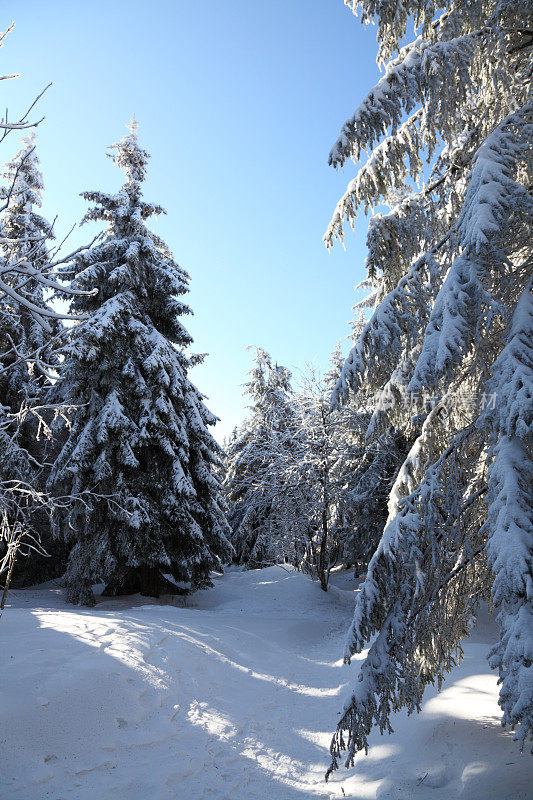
[1,1,380,440]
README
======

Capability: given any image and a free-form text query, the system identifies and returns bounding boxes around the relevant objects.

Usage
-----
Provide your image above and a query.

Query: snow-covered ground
[1,566,530,799]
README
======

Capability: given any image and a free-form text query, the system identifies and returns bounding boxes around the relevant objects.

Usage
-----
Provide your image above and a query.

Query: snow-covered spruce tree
[325,0,533,773]
[49,122,232,605]
[0,27,98,608]
[0,134,57,351]
[0,135,65,588]
[0,135,61,436]
[0,134,57,427]
[224,347,299,568]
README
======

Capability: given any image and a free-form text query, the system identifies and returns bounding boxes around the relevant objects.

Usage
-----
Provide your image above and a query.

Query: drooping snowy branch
[482,279,533,748]
[326,0,533,773]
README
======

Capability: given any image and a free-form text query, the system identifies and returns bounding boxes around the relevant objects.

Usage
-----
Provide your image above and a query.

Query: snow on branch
[332,245,444,407]
[328,421,488,772]
[342,1,445,65]
[482,279,533,748]
[411,103,533,392]
[326,0,533,777]
[328,28,500,168]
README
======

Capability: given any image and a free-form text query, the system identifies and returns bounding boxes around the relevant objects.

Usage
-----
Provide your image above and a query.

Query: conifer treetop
[1,133,54,257]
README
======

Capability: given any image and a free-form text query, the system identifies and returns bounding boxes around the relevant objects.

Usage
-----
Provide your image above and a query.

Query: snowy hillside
[1,567,530,800]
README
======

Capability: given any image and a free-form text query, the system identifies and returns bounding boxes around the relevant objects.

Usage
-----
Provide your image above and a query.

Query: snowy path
[1,567,530,799]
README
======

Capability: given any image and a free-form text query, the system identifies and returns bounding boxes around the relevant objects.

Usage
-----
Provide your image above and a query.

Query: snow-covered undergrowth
[1,566,529,799]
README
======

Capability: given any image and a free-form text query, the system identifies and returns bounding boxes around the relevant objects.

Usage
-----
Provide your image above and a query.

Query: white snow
[1,566,530,799]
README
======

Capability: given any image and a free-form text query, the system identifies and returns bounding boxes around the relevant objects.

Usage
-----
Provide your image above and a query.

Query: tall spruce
[49,122,231,605]
[325,0,533,773]
[224,347,298,568]
[0,135,61,588]
[0,30,95,607]
[0,134,56,425]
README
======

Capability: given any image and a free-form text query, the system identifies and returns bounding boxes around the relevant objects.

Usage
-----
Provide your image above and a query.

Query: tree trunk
[0,545,18,616]
[319,507,329,592]
[139,565,160,598]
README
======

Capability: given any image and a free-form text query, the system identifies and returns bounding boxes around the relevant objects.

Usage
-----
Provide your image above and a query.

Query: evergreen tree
[325,0,533,773]
[0,29,95,607]
[0,134,56,424]
[224,347,298,568]
[49,122,231,605]
[0,135,63,588]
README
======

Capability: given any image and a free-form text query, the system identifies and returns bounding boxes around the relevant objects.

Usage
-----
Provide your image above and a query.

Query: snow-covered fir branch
[326,0,533,774]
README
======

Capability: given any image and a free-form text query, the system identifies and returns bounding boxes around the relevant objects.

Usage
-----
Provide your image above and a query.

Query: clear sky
[1,1,380,441]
